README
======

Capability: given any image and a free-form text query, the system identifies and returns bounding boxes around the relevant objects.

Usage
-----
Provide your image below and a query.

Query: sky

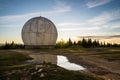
[0,0,120,43]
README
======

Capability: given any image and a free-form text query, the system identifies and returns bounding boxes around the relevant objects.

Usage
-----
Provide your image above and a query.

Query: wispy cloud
[59,27,99,31]
[88,9,120,25]
[57,22,100,31]
[58,22,84,27]
[53,0,71,13]
[108,22,120,29]
[0,0,71,26]
[87,9,120,34]
[86,0,112,8]
[58,9,120,32]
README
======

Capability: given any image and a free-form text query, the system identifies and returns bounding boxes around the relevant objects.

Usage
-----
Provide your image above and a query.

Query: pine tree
[66,38,73,47]
[81,38,88,48]
[88,38,92,48]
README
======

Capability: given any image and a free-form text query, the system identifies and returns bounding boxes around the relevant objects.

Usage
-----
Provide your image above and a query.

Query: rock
[40,73,44,77]
[38,69,43,72]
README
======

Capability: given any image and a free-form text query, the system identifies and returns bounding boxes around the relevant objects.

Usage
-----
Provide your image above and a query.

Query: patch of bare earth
[67,54,120,80]
[12,49,120,80]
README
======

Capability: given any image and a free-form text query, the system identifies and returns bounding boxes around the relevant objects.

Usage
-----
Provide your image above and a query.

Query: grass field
[0,47,120,80]
[0,50,32,66]
[53,47,120,61]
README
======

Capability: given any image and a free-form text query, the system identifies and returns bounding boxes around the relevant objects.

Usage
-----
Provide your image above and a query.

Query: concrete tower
[22,16,58,48]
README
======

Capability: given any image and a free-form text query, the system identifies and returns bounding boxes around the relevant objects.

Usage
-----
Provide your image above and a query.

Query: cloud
[57,9,120,32]
[88,9,120,25]
[86,0,112,8]
[0,13,38,25]
[57,9,120,33]
[57,22,100,31]
[53,0,71,13]
[0,1,71,26]
[59,27,99,31]
[108,22,120,29]
[87,9,120,34]
[58,22,84,27]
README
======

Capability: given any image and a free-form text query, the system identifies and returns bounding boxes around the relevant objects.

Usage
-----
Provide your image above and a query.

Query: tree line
[55,38,120,48]
[0,38,120,49]
[0,41,24,49]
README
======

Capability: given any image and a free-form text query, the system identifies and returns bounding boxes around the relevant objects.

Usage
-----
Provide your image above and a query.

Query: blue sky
[0,0,120,43]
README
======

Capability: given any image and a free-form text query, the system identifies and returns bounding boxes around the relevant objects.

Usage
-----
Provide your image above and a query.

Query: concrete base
[25,45,55,49]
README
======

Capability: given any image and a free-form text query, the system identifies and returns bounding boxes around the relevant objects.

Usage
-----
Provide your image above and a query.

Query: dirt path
[12,49,120,80]
[66,54,120,80]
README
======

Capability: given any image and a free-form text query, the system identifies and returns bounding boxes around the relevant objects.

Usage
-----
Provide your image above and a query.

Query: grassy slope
[0,47,120,80]
[52,47,120,61]
[0,50,32,66]
[0,63,102,80]
[0,49,103,80]
[0,50,32,74]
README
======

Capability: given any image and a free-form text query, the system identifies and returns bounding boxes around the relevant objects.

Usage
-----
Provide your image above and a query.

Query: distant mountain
[110,35,120,37]
[77,35,120,39]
